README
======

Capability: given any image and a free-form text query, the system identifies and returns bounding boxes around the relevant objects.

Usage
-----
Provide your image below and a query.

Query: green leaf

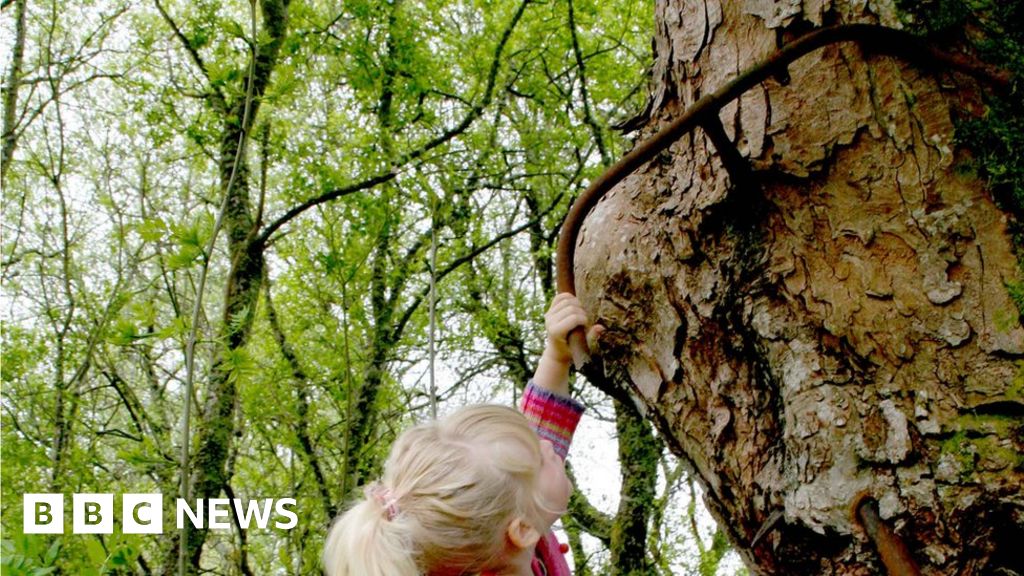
[157,316,190,339]
[42,539,60,566]
[223,18,245,39]
[167,243,203,269]
[135,218,167,242]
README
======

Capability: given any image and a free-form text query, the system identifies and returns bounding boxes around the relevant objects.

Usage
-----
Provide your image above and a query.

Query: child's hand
[533,293,604,395]
[543,293,602,364]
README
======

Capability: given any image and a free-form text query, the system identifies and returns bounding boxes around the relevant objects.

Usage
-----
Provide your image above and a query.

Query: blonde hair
[322,404,552,576]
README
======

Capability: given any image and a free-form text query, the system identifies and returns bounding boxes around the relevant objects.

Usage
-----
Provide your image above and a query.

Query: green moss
[941,431,977,478]
[943,413,1024,476]
[973,435,1024,471]
[1011,361,1024,399]
[954,412,1020,436]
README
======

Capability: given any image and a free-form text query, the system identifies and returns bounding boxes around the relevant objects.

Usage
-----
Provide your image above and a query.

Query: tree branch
[255,0,532,249]
[263,273,337,518]
[567,0,610,166]
[2,0,26,189]
[255,169,397,247]
[566,463,613,544]
[152,0,227,113]
[391,191,563,343]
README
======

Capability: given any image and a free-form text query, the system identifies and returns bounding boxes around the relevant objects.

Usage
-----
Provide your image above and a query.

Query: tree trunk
[574,1,1024,574]
[168,1,291,572]
[1,0,27,190]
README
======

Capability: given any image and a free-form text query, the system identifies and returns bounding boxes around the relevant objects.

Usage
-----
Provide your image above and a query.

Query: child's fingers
[551,292,583,311]
[551,292,576,305]
[551,314,587,337]
[543,294,596,363]
[546,295,584,319]
[548,293,585,315]
[544,291,585,317]
[546,305,589,337]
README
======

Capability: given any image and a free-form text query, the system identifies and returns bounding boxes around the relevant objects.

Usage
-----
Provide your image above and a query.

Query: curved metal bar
[851,493,922,576]
[555,23,1011,366]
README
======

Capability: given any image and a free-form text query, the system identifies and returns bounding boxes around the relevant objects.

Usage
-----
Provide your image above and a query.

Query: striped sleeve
[520,381,585,460]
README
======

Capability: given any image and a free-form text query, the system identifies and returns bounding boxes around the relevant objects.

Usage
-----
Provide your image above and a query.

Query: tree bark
[1,0,26,189]
[168,1,291,573]
[574,2,1024,574]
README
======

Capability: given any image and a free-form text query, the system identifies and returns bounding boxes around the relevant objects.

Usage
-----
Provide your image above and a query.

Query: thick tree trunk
[574,2,1023,574]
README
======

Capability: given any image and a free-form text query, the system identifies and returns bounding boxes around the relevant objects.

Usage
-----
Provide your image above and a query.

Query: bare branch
[255,169,398,247]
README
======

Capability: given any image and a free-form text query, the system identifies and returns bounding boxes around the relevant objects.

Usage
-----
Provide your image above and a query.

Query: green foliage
[167,214,214,269]
[1009,279,1024,315]
[1,536,60,576]
[698,529,731,576]
[1,326,48,385]
[0,0,715,573]
[957,96,1024,221]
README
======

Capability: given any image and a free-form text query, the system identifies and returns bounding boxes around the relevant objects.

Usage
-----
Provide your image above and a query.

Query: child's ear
[506,517,541,550]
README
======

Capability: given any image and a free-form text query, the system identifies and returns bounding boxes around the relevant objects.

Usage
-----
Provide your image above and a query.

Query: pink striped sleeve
[519,381,585,460]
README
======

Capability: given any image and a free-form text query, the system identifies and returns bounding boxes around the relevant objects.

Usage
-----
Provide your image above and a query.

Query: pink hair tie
[369,484,400,521]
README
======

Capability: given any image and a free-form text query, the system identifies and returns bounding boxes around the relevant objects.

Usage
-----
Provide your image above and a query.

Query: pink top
[519,382,584,576]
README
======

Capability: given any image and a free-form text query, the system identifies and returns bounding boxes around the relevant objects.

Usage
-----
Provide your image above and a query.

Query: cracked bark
[575,1,1023,574]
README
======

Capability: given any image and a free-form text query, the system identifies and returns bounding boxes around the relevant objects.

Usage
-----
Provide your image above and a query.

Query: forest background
[0,0,743,574]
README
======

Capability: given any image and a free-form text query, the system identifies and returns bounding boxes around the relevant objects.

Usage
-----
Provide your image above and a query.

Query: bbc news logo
[23,494,298,534]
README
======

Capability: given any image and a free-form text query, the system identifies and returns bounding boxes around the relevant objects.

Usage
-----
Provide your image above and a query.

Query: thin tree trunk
[340,0,403,496]
[264,275,336,518]
[608,398,659,575]
[1,0,26,188]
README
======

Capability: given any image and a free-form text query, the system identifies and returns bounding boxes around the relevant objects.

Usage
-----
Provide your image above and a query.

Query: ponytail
[323,405,547,576]
[322,490,419,576]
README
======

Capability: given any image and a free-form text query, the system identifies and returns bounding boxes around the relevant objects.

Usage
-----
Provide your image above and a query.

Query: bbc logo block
[23,494,63,534]
[72,493,114,534]
[123,493,164,534]
[25,493,162,534]
[23,493,296,534]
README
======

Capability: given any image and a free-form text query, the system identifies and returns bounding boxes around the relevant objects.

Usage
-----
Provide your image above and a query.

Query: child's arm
[531,293,601,396]
[522,293,602,460]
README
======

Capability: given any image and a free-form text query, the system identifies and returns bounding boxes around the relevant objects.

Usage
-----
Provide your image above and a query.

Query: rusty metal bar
[555,23,1011,366]
[700,115,760,199]
[852,494,922,576]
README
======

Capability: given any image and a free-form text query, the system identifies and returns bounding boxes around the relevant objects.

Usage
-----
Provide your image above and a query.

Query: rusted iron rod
[852,494,922,576]
[555,23,1011,367]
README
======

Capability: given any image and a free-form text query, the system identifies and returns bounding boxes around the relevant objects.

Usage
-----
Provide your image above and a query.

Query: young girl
[323,293,602,576]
